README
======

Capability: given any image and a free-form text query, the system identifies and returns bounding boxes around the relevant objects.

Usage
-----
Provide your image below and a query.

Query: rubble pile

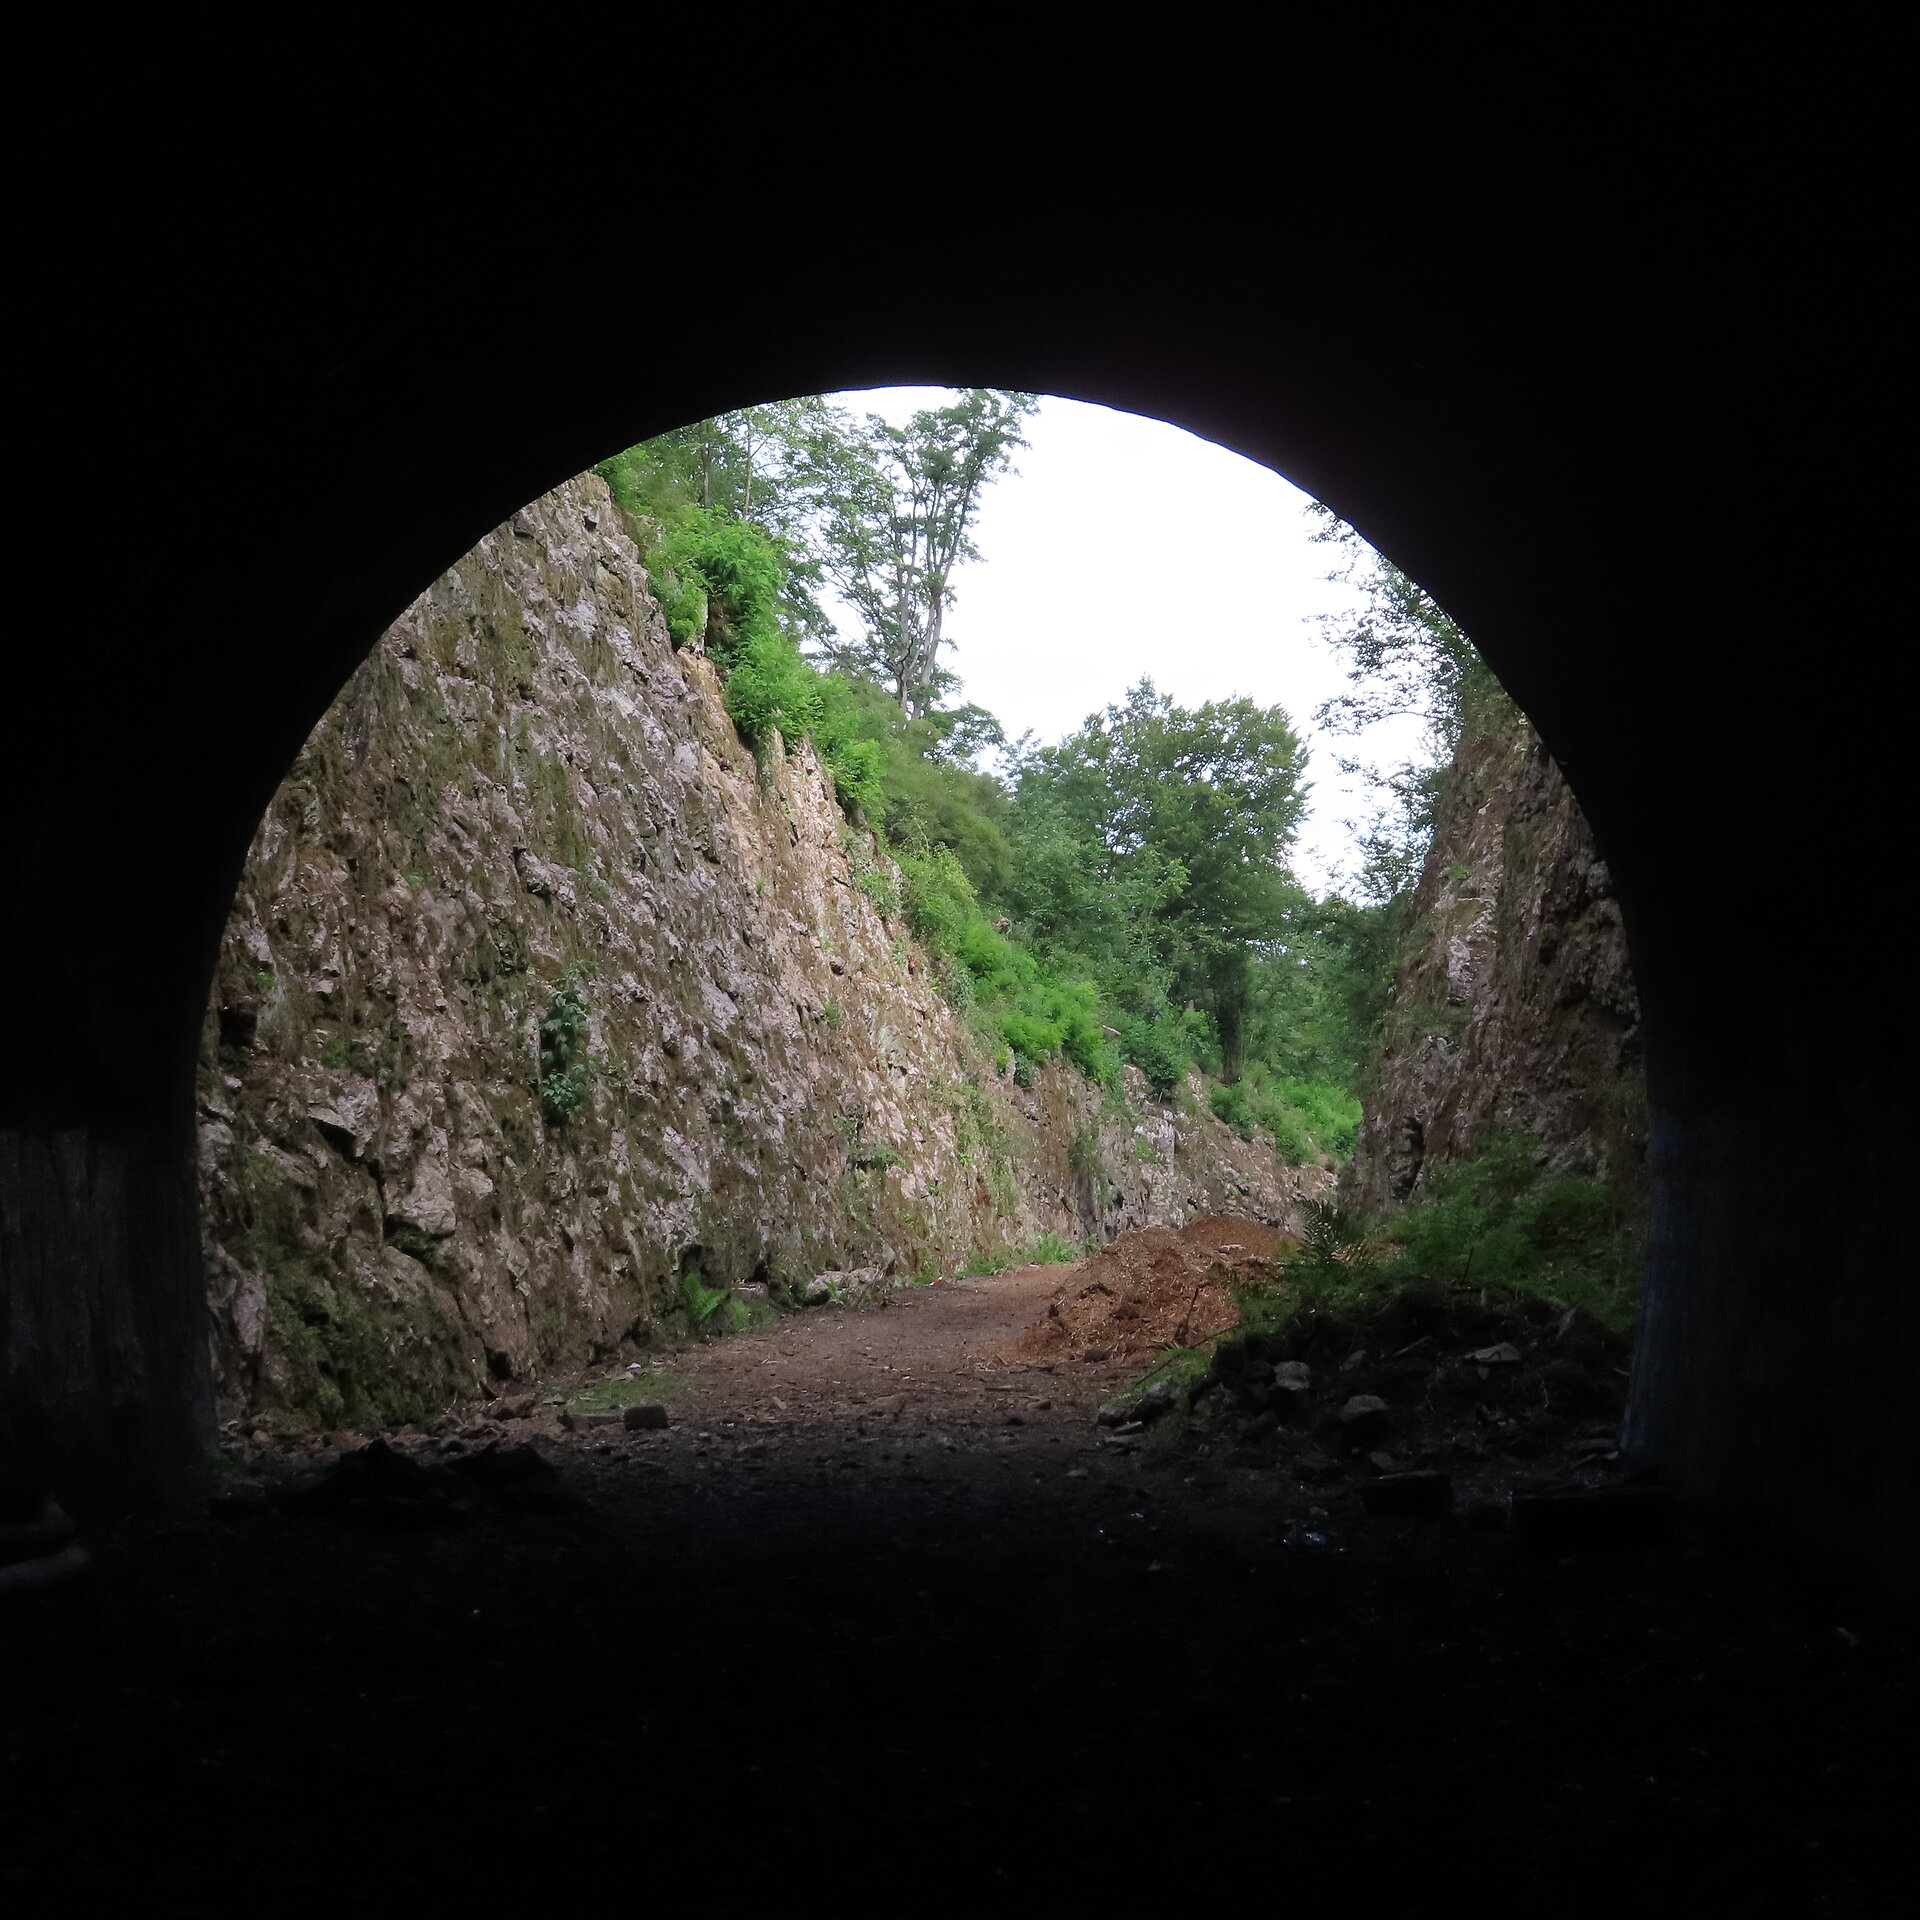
[1012,1217,1291,1364]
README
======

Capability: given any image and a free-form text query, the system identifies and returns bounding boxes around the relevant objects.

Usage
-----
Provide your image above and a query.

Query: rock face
[1344,708,1646,1216]
[197,473,1323,1425]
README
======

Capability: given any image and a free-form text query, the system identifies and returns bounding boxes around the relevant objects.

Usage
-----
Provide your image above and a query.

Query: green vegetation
[595,404,1399,1166]
[1308,502,1517,905]
[538,974,592,1125]
[961,1226,1084,1276]
[318,1032,374,1075]
[1371,1133,1639,1329]
[1008,680,1306,1080]
[1230,1135,1639,1344]
[998,682,1382,1156]
[678,1270,729,1329]
[567,1368,686,1414]
[1211,1072,1362,1161]
[1028,1229,1082,1265]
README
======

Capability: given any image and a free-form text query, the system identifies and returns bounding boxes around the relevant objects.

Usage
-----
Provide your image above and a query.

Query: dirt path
[581,1263,1120,1469]
[546,1214,1290,1491]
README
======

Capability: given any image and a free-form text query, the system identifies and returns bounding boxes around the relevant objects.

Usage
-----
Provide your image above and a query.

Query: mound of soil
[1010,1216,1290,1364]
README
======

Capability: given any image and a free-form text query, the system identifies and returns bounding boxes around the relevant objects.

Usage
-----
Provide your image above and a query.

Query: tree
[597,400,836,644]
[798,389,1037,714]
[1009,680,1309,1080]
[1307,504,1513,902]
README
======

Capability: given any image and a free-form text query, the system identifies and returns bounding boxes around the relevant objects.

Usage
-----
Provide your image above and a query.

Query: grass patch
[567,1368,688,1413]
[962,1248,1014,1277]
[1027,1229,1082,1265]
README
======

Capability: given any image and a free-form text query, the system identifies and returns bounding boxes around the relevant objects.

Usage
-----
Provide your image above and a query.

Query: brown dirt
[1005,1214,1290,1366]
[590,1258,1132,1452]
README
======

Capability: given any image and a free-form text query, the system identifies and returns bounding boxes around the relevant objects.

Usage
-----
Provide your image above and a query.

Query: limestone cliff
[1344,707,1646,1216]
[197,473,1322,1424]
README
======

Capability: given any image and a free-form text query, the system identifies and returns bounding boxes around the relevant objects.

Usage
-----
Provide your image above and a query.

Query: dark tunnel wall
[4,76,1910,1589]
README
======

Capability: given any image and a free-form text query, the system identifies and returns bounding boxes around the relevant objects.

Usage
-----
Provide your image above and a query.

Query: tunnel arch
[7,159,1909,1596]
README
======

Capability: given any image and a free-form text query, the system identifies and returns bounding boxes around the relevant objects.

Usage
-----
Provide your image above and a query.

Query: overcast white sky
[817,388,1427,895]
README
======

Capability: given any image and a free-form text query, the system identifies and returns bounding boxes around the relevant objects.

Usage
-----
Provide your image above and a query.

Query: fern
[679,1271,728,1327]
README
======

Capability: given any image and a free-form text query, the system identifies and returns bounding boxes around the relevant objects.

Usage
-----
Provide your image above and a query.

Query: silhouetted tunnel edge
[4,290,1911,1594]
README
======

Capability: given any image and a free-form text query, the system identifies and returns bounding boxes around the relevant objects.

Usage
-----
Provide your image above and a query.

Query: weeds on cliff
[538,975,593,1125]
[1375,1133,1639,1329]
[847,844,902,919]
[318,1033,374,1075]
[1210,1081,1257,1139]
[1068,1126,1106,1182]
[619,505,886,813]
[1028,1229,1080,1265]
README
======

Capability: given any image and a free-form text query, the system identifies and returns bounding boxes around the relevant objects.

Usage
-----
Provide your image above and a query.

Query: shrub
[651,513,786,657]
[1210,1081,1255,1139]
[1109,1010,1195,1096]
[1207,1069,1362,1164]
[539,981,591,1125]
[1378,1132,1640,1328]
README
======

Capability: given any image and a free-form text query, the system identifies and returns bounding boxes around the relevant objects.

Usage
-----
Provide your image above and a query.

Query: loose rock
[1135,1379,1178,1421]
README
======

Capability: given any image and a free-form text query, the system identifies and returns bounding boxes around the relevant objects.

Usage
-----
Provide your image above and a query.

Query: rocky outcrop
[197,473,1321,1426]
[1344,707,1646,1217]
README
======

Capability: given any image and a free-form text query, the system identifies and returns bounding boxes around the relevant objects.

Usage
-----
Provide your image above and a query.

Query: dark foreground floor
[2,1440,1912,1915]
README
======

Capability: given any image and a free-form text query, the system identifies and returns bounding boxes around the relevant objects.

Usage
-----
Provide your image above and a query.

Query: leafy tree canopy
[1009,680,1309,1079]
[793,389,1038,714]
[1308,505,1515,902]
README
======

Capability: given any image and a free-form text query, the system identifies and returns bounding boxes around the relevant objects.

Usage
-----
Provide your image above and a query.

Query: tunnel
[8,143,1907,1588]
[2,64,1910,1903]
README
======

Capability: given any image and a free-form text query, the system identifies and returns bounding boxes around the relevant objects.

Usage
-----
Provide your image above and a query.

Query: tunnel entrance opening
[5,297,1910,1915]
[9,293,1900,1597]
[185,393,1648,1524]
